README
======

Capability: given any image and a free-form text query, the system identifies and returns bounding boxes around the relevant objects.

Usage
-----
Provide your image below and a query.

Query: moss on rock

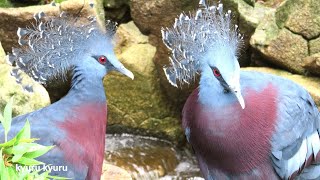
[104,21,184,144]
[0,42,50,117]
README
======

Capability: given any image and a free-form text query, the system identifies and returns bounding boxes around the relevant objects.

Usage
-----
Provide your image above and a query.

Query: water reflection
[105,134,203,179]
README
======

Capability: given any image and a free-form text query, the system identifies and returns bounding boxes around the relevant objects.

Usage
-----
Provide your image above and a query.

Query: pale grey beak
[116,65,134,80]
[232,88,245,109]
[108,54,134,80]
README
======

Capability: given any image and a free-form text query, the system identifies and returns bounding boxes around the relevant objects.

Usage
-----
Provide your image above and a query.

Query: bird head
[202,46,244,108]
[7,11,134,86]
[162,1,244,108]
[78,30,134,80]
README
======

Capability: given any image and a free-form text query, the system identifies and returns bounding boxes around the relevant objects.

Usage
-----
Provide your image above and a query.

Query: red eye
[213,68,221,77]
[98,56,107,64]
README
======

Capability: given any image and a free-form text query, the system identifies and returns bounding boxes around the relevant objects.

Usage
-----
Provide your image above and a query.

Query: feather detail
[161,0,242,87]
[272,130,320,179]
[8,5,117,85]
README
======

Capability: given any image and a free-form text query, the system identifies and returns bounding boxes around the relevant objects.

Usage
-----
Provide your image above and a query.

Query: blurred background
[0,0,319,179]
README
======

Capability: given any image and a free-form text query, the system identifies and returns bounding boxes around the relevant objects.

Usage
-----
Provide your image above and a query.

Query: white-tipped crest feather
[8,5,117,85]
[162,0,242,87]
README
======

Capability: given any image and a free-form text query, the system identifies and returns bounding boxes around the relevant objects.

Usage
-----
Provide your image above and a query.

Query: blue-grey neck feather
[69,66,107,102]
[162,0,242,87]
[7,5,117,88]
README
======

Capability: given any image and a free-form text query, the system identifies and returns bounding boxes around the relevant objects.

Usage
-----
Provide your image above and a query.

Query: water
[105,134,203,179]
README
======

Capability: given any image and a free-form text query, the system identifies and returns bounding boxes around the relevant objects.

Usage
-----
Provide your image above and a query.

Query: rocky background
[0,0,319,178]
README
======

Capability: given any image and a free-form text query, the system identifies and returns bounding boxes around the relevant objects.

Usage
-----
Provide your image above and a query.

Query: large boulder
[130,0,274,111]
[250,0,320,75]
[104,21,184,144]
[0,42,50,117]
[0,0,105,102]
[303,53,320,77]
[101,162,132,180]
[130,0,198,110]
[242,67,320,108]
[0,0,105,52]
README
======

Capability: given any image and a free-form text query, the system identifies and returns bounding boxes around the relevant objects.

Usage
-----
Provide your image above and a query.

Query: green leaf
[15,120,31,143]
[18,138,39,143]
[24,145,54,159]
[0,136,17,148]
[3,97,14,141]
[7,166,18,179]
[0,150,10,180]
[3,146,13,154]
[12,153,23,162]
[0,149,5,174]
[0,167,10,180]
[16,168,31,180]
[15,157,44,166]
[12,143,46,156]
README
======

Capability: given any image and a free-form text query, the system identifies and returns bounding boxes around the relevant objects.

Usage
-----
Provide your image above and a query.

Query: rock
[106,146,178,179]
[130,0,198,44]
[242,67,320,107]
[105,134,179,179]
[310,38,320,55]
[101,162,132,180]
[277,0,320,40]
[256,0,286,8]
[250,12,309,74]
[130,0,274,112]
[0,0,105,52]
[0,44,50,117]
[103,0,131,23]
[251,0,320,75]
[0,42,5,64]
[104,21,184,144]
[303,53,320,76]
[235,0,273,65]
[0,0,105,102]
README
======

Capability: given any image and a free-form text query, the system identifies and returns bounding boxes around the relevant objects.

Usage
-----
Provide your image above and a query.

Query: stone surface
[0,0,105,52]
[130,0,272,112]
[101,162,132,180]
[281,0,320,39]
[106,146,178,179]
[0,44,50,117]
[242,67,320,107]
[250,12,309,74]
[130,0,197,44]
[236,0,273,65]
[0,0,105,102]
[104,21,183,144]
[0,42,5,64]
[264,28,308,73]
[303,53,320,77]
[310,38,320,55]
[274,0,305,28]
[256,0,285,8]
[105,134,181,179]
[251,0,320,75]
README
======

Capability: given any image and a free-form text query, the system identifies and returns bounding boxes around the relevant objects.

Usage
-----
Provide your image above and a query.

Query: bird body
[7,75,107,179]
[183,71,320,179]
[162,0,320,179]
[0,3,134,179]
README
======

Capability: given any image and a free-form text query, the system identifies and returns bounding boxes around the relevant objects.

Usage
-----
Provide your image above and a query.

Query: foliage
[0,97,67,180]
[0,0,13,8]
